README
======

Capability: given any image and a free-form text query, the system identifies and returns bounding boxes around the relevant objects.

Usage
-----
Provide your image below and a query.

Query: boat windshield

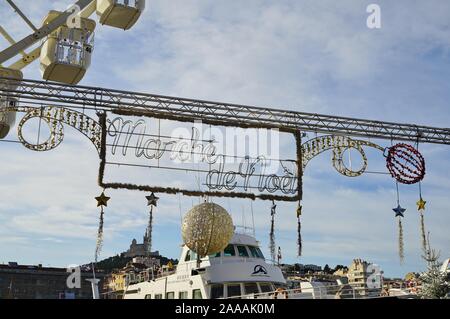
[248,246,265,259]
[208,245,265,259]
[185,250,198,262]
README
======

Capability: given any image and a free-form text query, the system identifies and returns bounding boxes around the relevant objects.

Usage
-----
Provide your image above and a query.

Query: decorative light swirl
[11,106,102,153]
[302,135,384,177]
[17,107,64,151]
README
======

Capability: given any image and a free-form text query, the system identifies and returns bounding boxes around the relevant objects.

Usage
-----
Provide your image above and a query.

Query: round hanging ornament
[386,143,425,185]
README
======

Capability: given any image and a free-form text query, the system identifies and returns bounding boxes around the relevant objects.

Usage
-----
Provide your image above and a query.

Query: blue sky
[0,0,449,278]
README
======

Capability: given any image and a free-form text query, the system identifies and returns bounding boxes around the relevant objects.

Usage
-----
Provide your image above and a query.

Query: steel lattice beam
[1,77,450,145]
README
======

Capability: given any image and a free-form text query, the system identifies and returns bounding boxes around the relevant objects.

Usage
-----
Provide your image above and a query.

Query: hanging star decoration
[393,205,406,217]
[96,192,110,207]
[94,191,110,263]
[416,198,426,211]
[146,192,159,207]
[145,193,159,256]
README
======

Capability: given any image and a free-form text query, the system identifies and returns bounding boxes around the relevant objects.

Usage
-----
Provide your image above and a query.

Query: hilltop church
[122,230,159,258]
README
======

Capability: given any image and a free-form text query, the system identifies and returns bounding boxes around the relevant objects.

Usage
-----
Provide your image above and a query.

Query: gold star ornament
[417,198,426,211]
[96,192,110,207]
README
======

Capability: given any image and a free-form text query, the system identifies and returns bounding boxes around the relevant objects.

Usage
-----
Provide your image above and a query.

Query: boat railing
[126,266,178,285]
[223,283,389,300]
[212,256,277,265]
[150,267,177,280]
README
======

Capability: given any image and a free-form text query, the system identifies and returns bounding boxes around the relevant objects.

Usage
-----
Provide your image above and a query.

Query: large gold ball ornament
[181,203,234,257]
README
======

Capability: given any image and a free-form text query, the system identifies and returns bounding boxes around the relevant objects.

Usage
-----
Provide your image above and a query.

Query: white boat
[121,230,397,300]
[123,232,286,299]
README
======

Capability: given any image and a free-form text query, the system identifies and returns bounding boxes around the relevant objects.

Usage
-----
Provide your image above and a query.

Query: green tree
[419,234,449,299]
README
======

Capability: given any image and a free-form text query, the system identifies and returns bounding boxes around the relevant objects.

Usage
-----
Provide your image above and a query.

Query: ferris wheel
[0,0,146,138]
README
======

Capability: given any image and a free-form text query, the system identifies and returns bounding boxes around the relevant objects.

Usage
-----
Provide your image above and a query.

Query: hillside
[90,254,179,274]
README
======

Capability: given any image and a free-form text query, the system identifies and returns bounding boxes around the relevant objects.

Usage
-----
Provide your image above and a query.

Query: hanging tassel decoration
[94,191,110,263]
[416,188,427,253]
[145,193,159,256]
[419,211,426,252]
[416,177,428,252]
[297,203,303,257]
[269,200,277,263]
[95,208,104,263]
[146,206,154,255]
[277,246,282,266]
[398,217,404,264]
[392,179,406,264]
[393,203,406,264]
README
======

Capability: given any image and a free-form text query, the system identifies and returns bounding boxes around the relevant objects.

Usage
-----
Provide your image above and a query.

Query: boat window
[227,284,241,298]
[248,246,259,258]
[237,245,249,257]
[185,250,198,262]
[145,294,151,299]
[154,294,163,299]
[210,284,224,299]
[256,247,265,259]
[248,246,264,259]
[259,283,273,293]
[223,245,236,257]
[244,283,259,295]
[166,292,175,299]
[179,291,188,299]
[193,289,203,299]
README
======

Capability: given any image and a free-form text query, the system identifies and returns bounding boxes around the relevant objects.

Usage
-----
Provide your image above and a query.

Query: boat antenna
[87,262,100,299]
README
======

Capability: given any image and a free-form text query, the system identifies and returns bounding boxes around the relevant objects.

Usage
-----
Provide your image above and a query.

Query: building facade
[0,263,105,299]
[347,259,382,297]
[103,256,162,299]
